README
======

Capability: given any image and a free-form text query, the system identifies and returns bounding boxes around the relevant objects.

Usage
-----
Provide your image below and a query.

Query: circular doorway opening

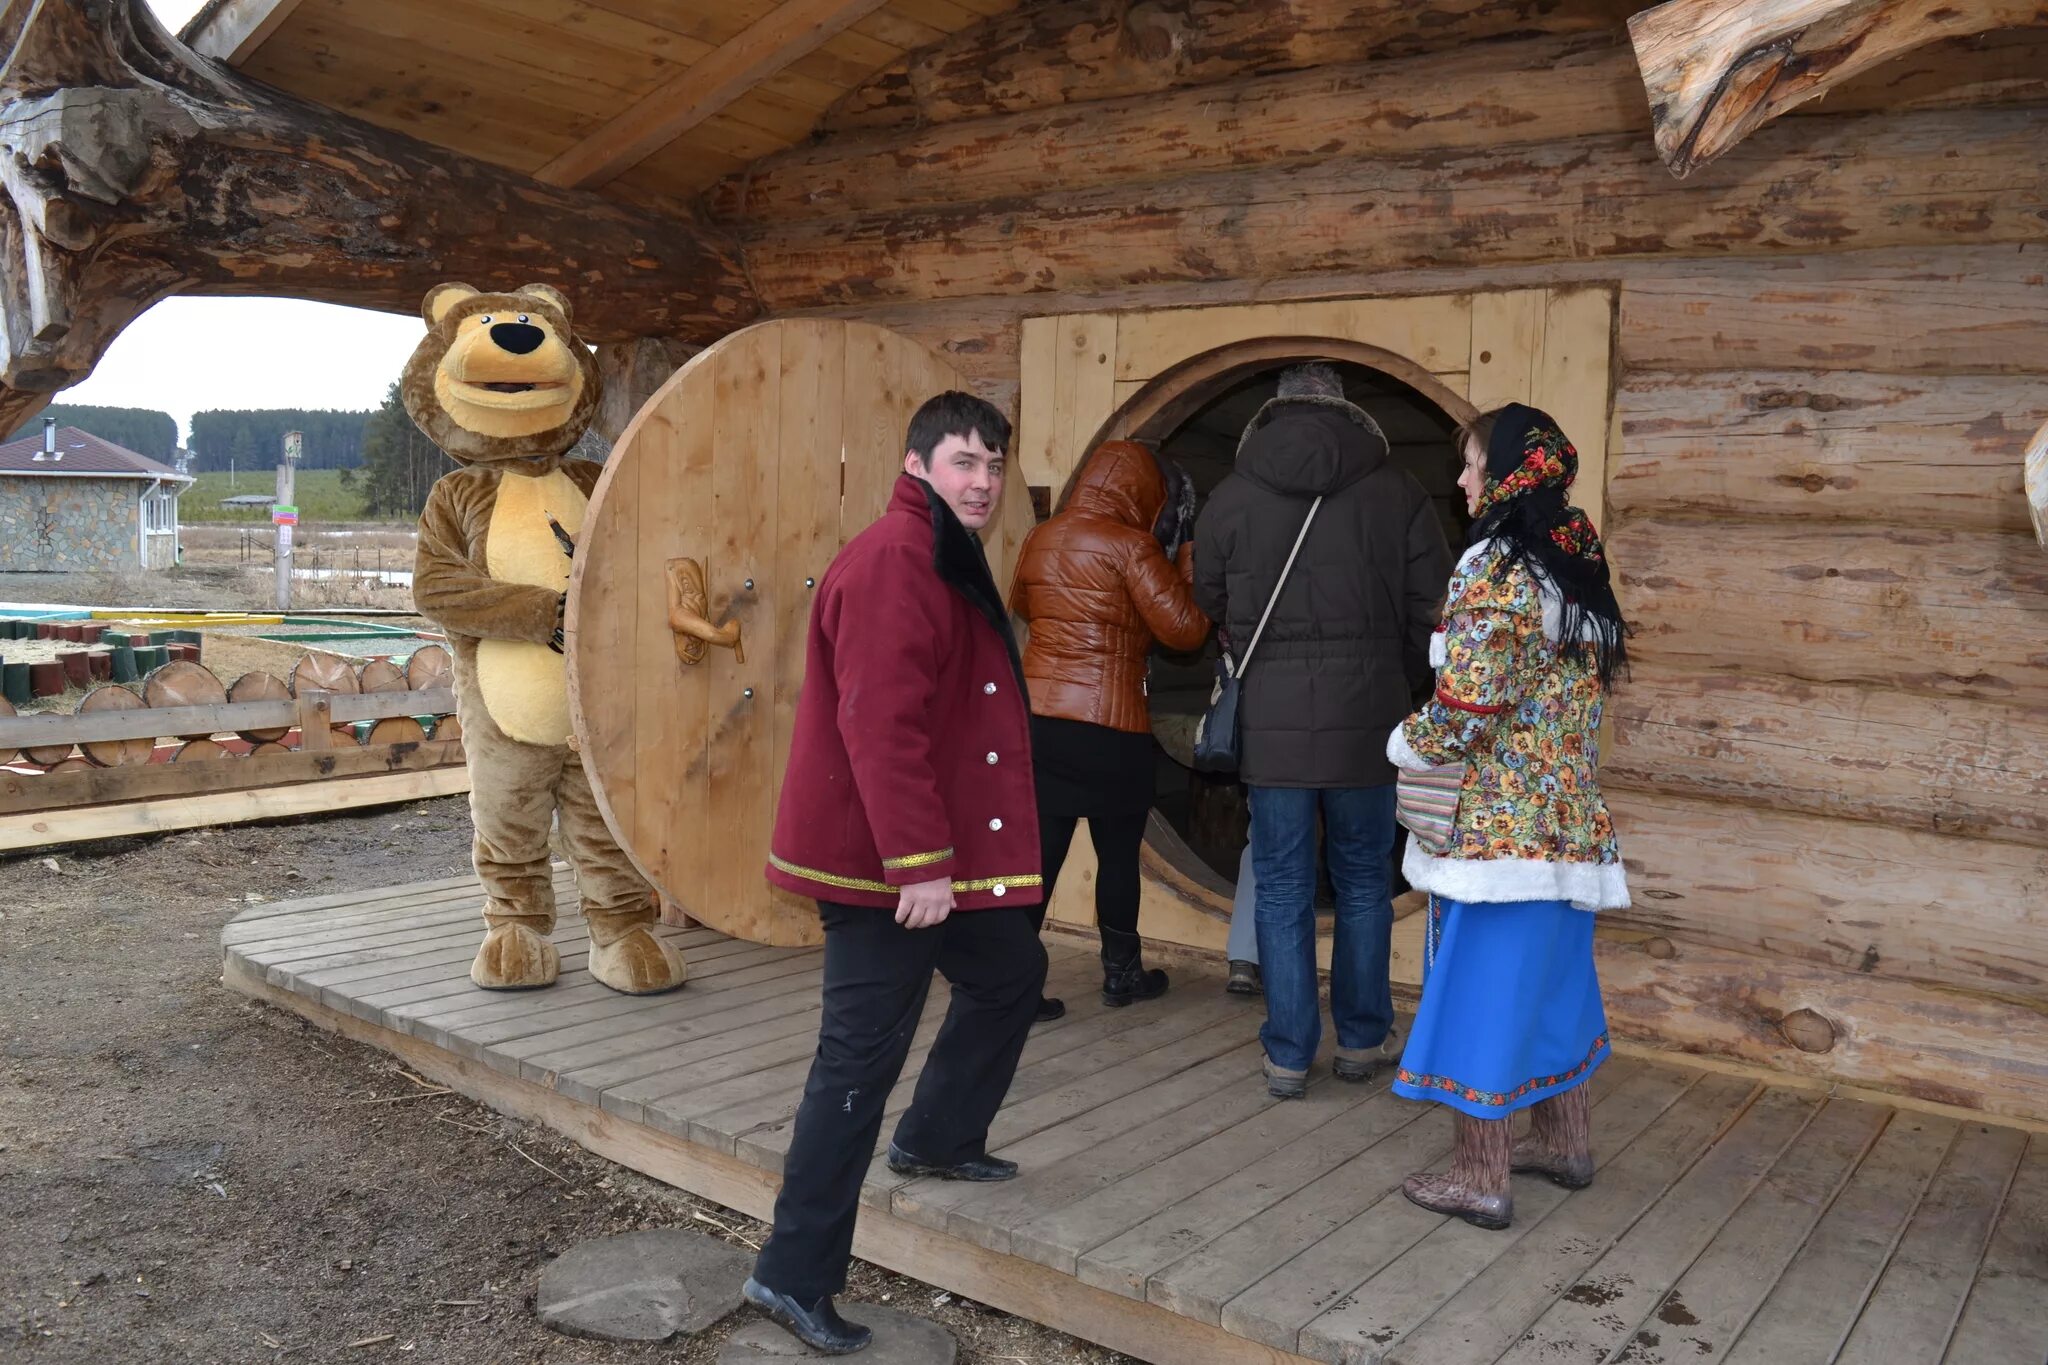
[1069,338,1472,912]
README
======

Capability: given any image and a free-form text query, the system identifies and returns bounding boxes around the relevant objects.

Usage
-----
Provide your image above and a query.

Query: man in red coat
[744,391,1047,1355]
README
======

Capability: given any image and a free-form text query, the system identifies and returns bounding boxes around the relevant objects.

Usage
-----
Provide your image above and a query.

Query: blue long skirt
[1391,896,1609,1119]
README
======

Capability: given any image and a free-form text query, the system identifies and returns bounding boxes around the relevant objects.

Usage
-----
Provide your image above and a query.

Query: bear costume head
[401,282,601,462]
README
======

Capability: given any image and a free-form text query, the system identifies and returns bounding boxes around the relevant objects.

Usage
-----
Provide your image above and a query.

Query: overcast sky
[61,0,425,446]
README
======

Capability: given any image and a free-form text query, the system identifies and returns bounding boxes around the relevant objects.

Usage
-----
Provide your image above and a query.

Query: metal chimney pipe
[42,416,54,455]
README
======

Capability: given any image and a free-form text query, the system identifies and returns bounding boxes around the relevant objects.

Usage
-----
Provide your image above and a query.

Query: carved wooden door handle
[667,557,744,665]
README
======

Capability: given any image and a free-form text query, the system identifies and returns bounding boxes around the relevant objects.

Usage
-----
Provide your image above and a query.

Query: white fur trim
[1402,842,1630,912]
[1452,538,1601,647]
[1386,725,1433,773]
[1428,631,1447,668]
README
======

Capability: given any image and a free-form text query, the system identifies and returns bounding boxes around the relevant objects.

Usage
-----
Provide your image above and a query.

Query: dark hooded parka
[1192,392,1452,788]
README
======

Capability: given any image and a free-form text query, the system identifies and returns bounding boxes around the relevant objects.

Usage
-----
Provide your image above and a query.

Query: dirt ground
[0,799,1135,1364]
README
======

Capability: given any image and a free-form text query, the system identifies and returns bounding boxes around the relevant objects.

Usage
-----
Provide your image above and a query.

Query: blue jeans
[1249,784,1397,1072]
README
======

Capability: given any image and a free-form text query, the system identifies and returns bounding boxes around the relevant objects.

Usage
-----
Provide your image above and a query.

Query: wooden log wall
[722,5,2048,1115]
[1600,254,2048,1009]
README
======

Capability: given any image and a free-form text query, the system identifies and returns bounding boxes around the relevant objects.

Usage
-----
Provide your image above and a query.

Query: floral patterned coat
[1387,540,1629,911]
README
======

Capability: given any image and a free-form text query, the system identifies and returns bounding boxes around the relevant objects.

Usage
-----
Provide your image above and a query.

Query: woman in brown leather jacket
[1011,439,1210,1017]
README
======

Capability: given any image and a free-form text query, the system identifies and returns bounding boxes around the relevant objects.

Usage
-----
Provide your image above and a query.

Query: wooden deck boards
[222,874,2048,1365]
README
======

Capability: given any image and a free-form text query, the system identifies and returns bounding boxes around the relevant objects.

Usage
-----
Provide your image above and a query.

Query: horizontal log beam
[721,25,2048,226]
[1593,926,2048,1123]
[1628,0,2048,176]
[0,0,758,433]
[1612,513,2048,706]
[1610,369,2048,534]
[1611,790,2048,994]
[1606,666,2048,848]
[1618,244,2048,375]
[825,0,1644,132]
[717,33,1646,224]
[740,104,2048,311]
[0,686,454,747]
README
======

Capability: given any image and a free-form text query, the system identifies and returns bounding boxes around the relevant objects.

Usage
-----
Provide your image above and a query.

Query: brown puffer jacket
[1010,441,1210,733]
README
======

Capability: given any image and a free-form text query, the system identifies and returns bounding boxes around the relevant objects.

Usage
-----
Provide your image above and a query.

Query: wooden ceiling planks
[198,0,1023,196]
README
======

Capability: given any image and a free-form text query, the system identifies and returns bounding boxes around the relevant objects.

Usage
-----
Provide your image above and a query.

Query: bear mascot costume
[406,281,688,996]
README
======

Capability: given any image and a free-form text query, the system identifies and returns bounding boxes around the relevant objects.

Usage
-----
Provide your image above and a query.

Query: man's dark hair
[905,391,1012,468]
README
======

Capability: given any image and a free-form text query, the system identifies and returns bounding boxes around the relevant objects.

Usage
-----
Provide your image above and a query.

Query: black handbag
[1192,496,1322,774]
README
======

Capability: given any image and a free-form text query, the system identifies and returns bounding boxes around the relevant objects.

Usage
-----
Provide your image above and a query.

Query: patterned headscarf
[1470,403,1628,685]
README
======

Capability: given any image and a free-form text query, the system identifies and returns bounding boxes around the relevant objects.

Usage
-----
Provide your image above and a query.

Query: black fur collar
[915,477,1026,688]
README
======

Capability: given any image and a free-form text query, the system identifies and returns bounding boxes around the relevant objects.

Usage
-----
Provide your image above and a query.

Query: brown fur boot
[1403,1112,1514,1230]
[1513,1084,1594,1189]
[586,902,688,995]
[471,915,560,990]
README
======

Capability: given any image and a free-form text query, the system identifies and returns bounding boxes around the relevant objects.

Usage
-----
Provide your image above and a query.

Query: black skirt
[1031,715,1157,820]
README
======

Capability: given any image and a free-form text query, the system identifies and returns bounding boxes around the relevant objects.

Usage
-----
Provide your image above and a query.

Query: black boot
[1101,928,1168,1008]
[742,1277,873,1354]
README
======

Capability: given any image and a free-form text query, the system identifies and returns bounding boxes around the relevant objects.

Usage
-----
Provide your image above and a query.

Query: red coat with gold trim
[765,475,1042,911]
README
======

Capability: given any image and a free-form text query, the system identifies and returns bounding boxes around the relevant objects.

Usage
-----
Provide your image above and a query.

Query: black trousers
[1032,808,1148,947]
[752,900,1048,1301]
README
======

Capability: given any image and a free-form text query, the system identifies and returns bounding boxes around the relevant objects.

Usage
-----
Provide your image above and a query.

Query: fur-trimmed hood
[1234,393,1389,498]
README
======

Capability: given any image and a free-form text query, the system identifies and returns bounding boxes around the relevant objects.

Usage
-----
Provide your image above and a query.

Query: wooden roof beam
[183,0,306,64]
[533,0,894,191]
[1629,0,2048,177]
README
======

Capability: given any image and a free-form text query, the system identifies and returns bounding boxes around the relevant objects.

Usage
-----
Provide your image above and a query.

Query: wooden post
[274,430,299,611]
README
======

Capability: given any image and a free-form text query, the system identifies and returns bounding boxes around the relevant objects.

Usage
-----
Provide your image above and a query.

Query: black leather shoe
[885,1142,1019,1182]
[1226,960,1262,996]
[742,1277,872,1355]
[1035,996,1066,1022]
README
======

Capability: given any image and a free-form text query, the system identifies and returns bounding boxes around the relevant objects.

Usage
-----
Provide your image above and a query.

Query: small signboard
[272,504,299,526]
[283,430,302,465]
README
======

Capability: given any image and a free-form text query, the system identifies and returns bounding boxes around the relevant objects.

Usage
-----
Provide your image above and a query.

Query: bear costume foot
[472,920,561,991]
[586,908,689,995]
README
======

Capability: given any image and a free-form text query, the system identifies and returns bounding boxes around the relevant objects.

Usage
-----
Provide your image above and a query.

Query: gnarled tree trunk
[0,0,758,433]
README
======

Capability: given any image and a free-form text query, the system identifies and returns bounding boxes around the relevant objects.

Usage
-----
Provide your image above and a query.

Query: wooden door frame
[1067,333,1476,513]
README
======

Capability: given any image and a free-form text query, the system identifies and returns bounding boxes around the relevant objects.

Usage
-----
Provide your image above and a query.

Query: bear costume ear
[514,283,571,324]
[423,283,480,326]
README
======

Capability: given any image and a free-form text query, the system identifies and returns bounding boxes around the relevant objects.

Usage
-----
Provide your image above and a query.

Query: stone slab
[720,1303,958,1363]
[537,1227,753,1342]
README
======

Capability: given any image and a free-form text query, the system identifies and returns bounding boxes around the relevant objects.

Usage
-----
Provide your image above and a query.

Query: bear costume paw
[471,921,561,991]
[586,908,689,996]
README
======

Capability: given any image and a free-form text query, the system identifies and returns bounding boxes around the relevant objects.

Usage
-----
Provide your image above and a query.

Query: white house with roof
[0,419,193,572]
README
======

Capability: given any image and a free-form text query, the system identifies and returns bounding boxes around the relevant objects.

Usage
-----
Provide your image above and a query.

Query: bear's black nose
[489,322,545,355]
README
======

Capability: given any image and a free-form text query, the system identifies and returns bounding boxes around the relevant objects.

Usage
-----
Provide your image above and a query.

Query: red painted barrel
[56,623,83,643]
[28,661,65,697]
[79,623,105,644]
[86,650,113,681]
[58,651,91,687]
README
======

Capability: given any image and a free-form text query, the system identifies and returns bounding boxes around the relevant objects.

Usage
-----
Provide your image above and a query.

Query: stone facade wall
[0,478,140,571]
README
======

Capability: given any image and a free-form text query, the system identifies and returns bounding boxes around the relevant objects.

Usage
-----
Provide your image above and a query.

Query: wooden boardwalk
[222,873,2048,1365]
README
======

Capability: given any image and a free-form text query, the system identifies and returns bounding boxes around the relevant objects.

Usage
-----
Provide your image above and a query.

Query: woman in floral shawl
[1386,402,1630,1230]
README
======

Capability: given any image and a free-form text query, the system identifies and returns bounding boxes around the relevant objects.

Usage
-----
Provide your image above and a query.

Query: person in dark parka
[1192,362,1450,1098]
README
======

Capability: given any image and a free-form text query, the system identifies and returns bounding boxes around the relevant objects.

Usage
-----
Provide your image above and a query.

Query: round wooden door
[567,320,1035,947]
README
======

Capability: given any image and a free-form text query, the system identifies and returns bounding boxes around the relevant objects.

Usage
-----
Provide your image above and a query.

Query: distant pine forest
[8,403,374,472]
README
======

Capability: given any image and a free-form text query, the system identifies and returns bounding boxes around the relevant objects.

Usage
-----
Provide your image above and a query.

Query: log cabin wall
[704,4,2048,1118]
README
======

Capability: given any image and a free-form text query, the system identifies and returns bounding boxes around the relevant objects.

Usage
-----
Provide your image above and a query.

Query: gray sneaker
[1262,1054,1308,1100]
[1334,1030,1400,1083]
